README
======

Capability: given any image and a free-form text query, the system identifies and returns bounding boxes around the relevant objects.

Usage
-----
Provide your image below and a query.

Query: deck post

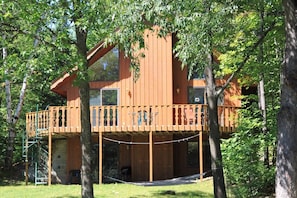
[25,132,29,185]
[48,130,52,185]
[149,130,153,182]
[99,130,103,184]
[199,130,203,181]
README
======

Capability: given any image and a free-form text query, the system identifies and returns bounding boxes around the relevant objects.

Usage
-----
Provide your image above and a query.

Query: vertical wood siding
[67,137,82,179]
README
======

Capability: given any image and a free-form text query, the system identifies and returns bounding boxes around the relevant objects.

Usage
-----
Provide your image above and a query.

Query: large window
[89,47,119,81]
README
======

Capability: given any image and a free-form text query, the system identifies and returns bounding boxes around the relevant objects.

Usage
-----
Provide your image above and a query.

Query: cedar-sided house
[24,30,241,185]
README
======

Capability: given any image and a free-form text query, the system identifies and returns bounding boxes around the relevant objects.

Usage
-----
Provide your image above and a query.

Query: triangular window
[89,47,119,81]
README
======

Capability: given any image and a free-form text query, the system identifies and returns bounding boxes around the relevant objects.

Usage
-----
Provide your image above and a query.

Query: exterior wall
[88,31,173,106]
[58,30,173,109]
[130,135,174,181]
[173,134,210,177]
[153,135,174,180]
[54,30,174,130]
[52,139,67,184]
[67,136,82,184]
[173,57,242,106]
[173,61,188,104]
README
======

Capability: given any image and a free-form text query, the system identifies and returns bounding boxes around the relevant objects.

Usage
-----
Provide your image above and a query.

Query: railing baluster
[96,106,100,128]
[112,106,116,127]
[61,107,65,128]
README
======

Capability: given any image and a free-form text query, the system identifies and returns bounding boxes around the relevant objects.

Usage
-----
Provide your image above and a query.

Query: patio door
[90,89,119,126]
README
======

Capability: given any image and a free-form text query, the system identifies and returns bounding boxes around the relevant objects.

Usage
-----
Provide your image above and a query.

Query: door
[90,89,119,126]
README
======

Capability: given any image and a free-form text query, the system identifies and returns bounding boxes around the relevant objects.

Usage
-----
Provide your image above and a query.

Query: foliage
[222,102,277,197]
[220,1,283,197]
[0,0,68,170]
[218,1,284,84]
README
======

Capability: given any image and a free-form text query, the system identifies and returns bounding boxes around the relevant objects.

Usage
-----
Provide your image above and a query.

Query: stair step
[35,178,48,185]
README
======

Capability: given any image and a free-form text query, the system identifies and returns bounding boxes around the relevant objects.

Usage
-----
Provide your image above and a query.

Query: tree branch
[0,22,73,54]
[218,21,277,95]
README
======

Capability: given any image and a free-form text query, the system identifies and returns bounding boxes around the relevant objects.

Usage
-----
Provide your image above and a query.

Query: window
[188,87,224,105]
[188,87,205,104]
[89,47,119,81]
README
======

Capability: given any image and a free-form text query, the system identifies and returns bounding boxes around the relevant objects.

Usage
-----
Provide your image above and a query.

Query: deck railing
[26,104,239,137]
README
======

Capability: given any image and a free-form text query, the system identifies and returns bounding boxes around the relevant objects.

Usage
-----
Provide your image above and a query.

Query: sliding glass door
[90,89,119,126]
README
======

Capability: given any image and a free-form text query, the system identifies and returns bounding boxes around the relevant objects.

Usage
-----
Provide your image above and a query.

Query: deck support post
[199,130,203,181]
[48,130,52,186]
[25,132,29,185]
[149,130,153,182]
[99,130,103,184]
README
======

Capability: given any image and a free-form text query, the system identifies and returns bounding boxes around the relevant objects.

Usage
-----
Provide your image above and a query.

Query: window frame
[187,86,206,104]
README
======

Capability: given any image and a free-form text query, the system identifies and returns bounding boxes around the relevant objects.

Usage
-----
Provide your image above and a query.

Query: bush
[222,106,275,197]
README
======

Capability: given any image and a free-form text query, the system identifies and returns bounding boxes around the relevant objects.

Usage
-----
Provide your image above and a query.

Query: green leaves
[222,109,276,197]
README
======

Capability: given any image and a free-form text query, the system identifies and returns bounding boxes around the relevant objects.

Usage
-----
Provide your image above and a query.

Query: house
[24,29,241,185]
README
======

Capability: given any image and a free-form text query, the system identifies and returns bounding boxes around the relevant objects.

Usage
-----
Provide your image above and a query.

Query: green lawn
[0,179,213,198]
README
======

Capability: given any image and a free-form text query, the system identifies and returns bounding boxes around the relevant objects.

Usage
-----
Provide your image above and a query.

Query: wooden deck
[26,104,239,137]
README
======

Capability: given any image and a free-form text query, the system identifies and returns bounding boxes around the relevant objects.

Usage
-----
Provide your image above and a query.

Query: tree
[1,1,42,169]
[1,1,115,197]
[2,37,34,170]
[0,1,65,170]
[221,1,283,196]
[276,0,297,197]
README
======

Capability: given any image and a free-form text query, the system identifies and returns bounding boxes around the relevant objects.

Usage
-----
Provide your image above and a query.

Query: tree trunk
[3,34,35,170]
[276,0,297,197]
[75,24,94,197]
[6,79,27,168]
[3,40,15,170]
[79,80,93,198]
[5,127,16,170]
[258,76,269,166]
[205,54,227,198]
[258,3,269,167]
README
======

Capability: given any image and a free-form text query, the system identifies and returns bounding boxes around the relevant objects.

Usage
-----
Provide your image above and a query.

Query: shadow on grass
[0,176,28,186]
[155,190,212,198]
[0,173,33,186]
[0,163,28,186]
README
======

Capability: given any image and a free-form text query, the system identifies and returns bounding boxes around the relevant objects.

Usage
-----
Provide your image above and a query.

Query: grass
[0,178,213,198]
